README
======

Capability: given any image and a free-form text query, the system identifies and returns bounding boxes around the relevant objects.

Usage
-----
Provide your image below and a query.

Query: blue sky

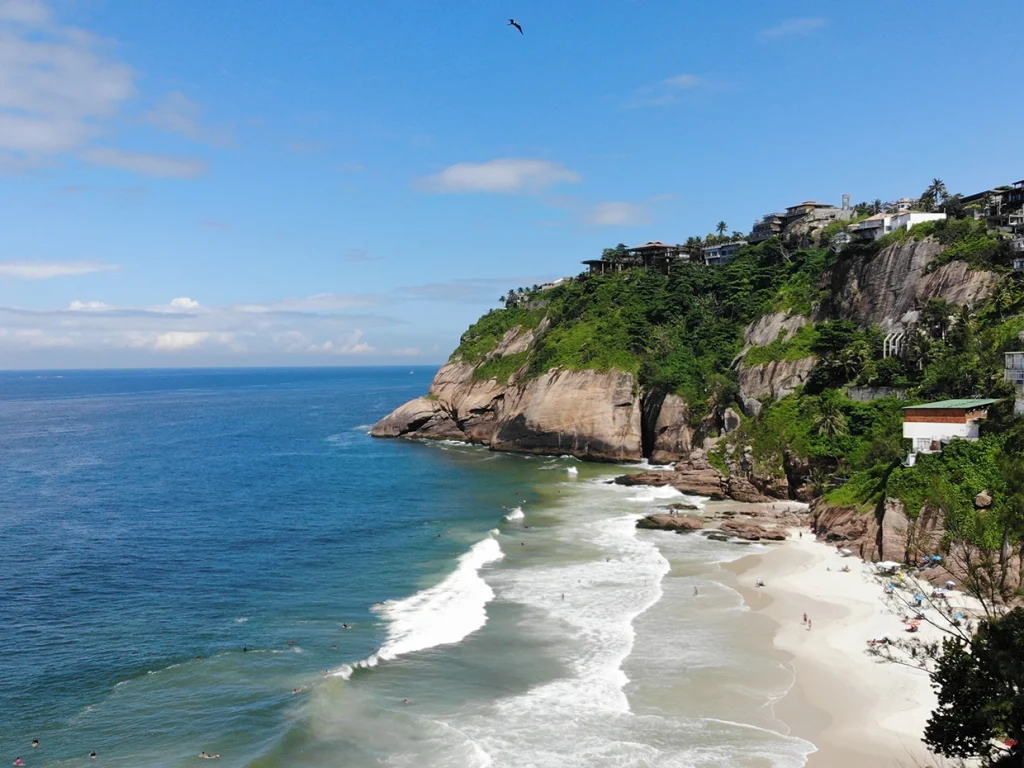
[1,0,1022,368]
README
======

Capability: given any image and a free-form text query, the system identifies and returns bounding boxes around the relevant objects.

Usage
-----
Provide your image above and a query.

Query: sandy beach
[722,527,954,768]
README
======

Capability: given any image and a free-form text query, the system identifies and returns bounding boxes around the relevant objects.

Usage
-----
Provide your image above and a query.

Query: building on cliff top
[902,398,999,457]
[961,179,1024,233]
[581,241,690,275]
[749,213,786,244]
[703,240,747,266]
[850,211,947,242]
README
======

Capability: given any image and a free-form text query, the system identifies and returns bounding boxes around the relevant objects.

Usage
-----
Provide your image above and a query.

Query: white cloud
[169,297,200,310]
[235,293,385,314]
[0,259,118,279]
[0,3,134,157]
[391,347,422,357]
[627,73,714,108]
[153,331,212,350]
[416,158,581,195]
[68,300,112,311]
[758,18,830,41]
[142,91,229,145]
[80,147,208,178]
[584,201,652,227]
[307,330,374,355]
[0,3,216,175]
[0,0,52,24]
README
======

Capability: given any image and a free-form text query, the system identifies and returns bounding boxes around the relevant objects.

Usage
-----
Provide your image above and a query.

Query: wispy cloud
[0,1,216,176]
[415,158,581,195]
[398,276,559,304]
[627,73,715,108]
[0,259,119,279]
[80,148,208,178]
[344,248,380,263]
[583,201,652,227]
[758,17,830,41]
[142,91,231,146]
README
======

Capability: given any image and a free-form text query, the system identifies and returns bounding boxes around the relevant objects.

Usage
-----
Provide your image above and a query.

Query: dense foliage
[925,608,1024,765]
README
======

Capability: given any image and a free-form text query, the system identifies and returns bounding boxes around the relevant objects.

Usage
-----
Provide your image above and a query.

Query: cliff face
[825,237,999,330]
[370,360,643,462]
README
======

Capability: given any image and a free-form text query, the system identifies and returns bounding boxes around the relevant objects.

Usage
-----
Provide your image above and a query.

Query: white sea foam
[565,466,578,477]
[626,485,684,502]
[331,533,504,680]
[503,506,525,521]
[234,617,248,623]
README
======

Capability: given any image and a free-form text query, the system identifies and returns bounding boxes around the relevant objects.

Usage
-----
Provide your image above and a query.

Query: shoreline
[720,528,939,767]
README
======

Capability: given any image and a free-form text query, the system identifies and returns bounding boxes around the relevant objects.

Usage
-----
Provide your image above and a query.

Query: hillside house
[749,213,786,244]
[1006,351,1024,415]
[850,211,946,242]
[902,398,998,456]
[889,197,918,213]
[581,241,690,275]
[703,240,747,266]
[961,180,1024,232]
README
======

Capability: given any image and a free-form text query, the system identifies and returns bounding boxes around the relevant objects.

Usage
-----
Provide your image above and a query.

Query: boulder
[636,514,704,532]
[726,477,772,503]
[975,490,992,509]
[614,472,676,488]
[879,498,911,562]
[722,407,742,434]
[720,520,788,541]
[811,500,880,560]
[665,501,701,511]
[671,469,728,499]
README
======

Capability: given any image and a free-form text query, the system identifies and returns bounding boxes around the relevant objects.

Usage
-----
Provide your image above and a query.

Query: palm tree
[929,178,948,204]
[731,230,745,241]
[716,221,728,238]
[871,199,883,215]
[814,396,848,437]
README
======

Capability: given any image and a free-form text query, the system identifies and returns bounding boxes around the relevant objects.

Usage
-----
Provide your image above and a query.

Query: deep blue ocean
[0,367,813,767]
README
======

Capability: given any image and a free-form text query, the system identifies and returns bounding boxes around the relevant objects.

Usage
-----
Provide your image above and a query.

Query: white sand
[724,529,974,767]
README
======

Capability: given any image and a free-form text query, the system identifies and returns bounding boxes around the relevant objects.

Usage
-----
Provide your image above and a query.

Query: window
[915,438,931,452]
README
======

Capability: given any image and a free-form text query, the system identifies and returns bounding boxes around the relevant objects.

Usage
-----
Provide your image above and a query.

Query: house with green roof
[902,398,999,456]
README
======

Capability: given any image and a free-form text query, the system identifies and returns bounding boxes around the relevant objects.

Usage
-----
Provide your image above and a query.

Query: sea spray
[503,506,525,521]
[332,532,504,679]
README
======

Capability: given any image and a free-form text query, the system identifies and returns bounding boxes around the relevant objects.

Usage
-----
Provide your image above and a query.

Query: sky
[1,0,1022,369]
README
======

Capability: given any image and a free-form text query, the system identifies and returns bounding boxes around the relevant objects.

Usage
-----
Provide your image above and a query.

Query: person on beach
[802,612,807,624]
[807,618,812,630]
[693,586,699,597]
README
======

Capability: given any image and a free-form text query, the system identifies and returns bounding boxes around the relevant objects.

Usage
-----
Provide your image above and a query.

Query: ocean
[0,368,814,767]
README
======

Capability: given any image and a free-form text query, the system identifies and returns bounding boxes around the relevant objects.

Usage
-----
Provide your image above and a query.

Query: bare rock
[370,397,458,438]
[824,237,999,331]
[720,520,788,541]
[636,514,704,532]
[880,497,911,563]
[742,312,810,349]
[665,501,701,511]
[811,500,880,560]
[975,490,992,509]
[722,407,742,434]
[491,368,642,462]
[737,357,816,403]
[646,392,693,465]
[671,469,728,499]
[726,477,773,503]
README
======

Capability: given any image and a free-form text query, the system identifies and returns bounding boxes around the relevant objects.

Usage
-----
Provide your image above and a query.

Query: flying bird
[508,18,523,35]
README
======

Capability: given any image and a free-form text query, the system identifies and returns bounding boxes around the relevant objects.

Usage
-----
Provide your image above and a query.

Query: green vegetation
[744,324,819,366]
[925,608,1024,766]
[452,306,544,363]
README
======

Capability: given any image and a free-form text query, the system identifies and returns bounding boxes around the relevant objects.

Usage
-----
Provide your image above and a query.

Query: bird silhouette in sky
[508,19,523,35]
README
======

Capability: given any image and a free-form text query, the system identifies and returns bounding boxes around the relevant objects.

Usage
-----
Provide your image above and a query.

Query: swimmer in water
[32,739,39,748]
[292,687,307,695]
[243,647,248,652]
[288,640,296,646]
[401,698,411,705]
[199,752,221,759]
[15,758,24,766]
[90,752,98,759]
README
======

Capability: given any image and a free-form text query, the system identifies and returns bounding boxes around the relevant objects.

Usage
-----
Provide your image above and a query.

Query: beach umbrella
[944,580,956,588]
[840,548,853,556]
[931,555,943,561]
[914,594,926,601]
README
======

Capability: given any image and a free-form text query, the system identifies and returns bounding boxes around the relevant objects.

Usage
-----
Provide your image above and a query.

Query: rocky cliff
[373,234,999,470]
[371,359,643,462]
[823,237,999,330]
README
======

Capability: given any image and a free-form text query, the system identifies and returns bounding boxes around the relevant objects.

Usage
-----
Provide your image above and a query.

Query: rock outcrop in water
[371,361,642,462]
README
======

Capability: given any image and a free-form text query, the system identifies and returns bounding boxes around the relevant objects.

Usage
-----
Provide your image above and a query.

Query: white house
[902,398,998,455]
[850,211,946,242]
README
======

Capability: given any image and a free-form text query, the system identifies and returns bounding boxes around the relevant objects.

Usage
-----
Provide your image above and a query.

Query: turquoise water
[1,368,813,767]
